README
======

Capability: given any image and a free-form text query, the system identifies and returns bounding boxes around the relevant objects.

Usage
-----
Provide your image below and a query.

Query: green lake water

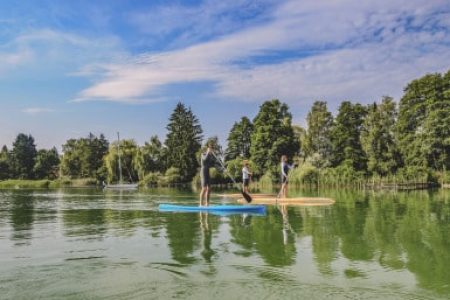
[0,188,449,299]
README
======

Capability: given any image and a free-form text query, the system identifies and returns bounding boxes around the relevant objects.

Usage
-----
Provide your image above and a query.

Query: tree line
[0,70,449,186]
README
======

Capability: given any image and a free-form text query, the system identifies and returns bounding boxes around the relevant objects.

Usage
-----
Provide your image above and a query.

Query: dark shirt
[201,152,213,170]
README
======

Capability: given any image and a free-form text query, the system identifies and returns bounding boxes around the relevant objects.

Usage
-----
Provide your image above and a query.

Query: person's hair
[243,160,249,166]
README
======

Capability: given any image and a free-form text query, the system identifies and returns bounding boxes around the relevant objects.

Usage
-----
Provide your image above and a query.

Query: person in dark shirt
[279,155,294,198]
[199,144,214,206]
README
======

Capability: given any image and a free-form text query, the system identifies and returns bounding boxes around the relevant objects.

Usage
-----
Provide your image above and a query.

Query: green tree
[165,102,203,182]
[11,133,37,179]
[397,71,450,171]
[104,139,139,183]
[33,147,60,179]
[61,133,109,179]
[86,133,109,178]
[292,124,306,158]
[303,101,333,167]
[330,101,367,171]
[225,117,253,161]
[0,145,11,180]
[134,135,165,179]
[250,99,299,176]
[61,139,81,177]
[361,96,402,176]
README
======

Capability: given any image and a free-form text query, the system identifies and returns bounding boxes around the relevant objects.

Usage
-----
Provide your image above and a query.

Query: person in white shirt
[242,160,252,194]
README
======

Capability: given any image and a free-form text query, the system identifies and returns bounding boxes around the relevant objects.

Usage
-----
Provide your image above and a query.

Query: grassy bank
[0,178,98,189]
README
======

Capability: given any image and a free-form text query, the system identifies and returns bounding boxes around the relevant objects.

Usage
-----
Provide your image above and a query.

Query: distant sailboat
[104,132,138,190]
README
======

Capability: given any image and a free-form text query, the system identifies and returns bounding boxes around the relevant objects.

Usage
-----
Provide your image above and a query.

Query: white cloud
[128,0,275,46]
[22,107,55,115]
[0,29,125,77]
[75,0,450,105]
[0,48,33,72]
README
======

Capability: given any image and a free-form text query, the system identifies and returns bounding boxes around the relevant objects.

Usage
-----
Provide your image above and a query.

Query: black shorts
[201,168,210,188]
[282,176,288,184]
[243,178,250,187]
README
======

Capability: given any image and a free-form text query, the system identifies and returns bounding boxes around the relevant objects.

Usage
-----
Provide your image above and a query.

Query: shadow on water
[9,191,35,244]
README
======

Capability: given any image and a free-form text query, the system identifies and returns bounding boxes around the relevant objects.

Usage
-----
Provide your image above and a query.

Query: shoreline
[1,179,448,190]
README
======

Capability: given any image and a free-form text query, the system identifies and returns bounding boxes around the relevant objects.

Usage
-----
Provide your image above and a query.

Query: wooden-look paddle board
[216,193,276,198]
[237,197,335,206]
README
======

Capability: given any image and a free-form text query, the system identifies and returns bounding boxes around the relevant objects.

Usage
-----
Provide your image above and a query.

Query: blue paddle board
[159,204,266,214]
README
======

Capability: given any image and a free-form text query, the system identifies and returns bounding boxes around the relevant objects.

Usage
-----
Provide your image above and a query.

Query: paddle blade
[242,191,252,203]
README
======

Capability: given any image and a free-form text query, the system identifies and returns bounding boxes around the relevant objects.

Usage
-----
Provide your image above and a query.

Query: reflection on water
[0,188,449,299]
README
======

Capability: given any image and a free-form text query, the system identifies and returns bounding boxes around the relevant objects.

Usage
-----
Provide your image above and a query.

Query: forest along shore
[0,70,449,190]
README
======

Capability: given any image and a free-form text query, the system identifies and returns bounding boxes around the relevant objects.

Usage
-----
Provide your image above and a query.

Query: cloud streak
[75,0,450,105]
[22,107,56,115]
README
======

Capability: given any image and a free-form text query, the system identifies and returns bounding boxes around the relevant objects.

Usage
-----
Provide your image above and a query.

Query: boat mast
[117,132,123,184]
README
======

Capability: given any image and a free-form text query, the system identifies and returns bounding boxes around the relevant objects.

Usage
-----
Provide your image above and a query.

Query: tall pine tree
[165,102,203,182]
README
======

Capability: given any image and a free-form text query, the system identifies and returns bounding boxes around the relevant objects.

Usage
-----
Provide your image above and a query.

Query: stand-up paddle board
[159,204,266,214]
[237,197,335,206]
[216,193,275,198]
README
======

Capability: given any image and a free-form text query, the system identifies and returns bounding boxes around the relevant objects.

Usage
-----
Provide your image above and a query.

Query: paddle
[209,151,253,203]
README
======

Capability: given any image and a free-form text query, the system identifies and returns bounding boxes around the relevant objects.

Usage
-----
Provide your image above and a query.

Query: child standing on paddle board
[199,143,214,206]
[242,160,252,194]
[279,155,294,198]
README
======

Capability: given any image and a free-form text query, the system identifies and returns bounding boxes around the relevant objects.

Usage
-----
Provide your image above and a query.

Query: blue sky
[0,0,449,150]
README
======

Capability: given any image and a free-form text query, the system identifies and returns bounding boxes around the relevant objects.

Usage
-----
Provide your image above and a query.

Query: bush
[289,163,319,185]
[436,170,450,185]
[259,171,275,188]
[140,172,161,187]
[396,166,438,184]
[158,167,182,186]
[314,165,365,186]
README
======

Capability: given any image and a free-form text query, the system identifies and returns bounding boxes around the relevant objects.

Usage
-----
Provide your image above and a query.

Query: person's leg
[199,187,206,206]
[205,186,210,206]
[281,182,287,198]
[279,178,287,197]
[283,183,288,198]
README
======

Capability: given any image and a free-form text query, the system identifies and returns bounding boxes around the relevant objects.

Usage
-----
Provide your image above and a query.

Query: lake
[0,188,449,299]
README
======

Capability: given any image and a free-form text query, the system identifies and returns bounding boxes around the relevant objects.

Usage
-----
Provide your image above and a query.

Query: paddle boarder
[242,160,252,194]
[199,143,214,206]
[279,155,294,198]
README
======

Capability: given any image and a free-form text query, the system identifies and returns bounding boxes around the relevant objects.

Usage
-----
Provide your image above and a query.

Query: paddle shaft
[209,151,240,188]
[209,151,252,202]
